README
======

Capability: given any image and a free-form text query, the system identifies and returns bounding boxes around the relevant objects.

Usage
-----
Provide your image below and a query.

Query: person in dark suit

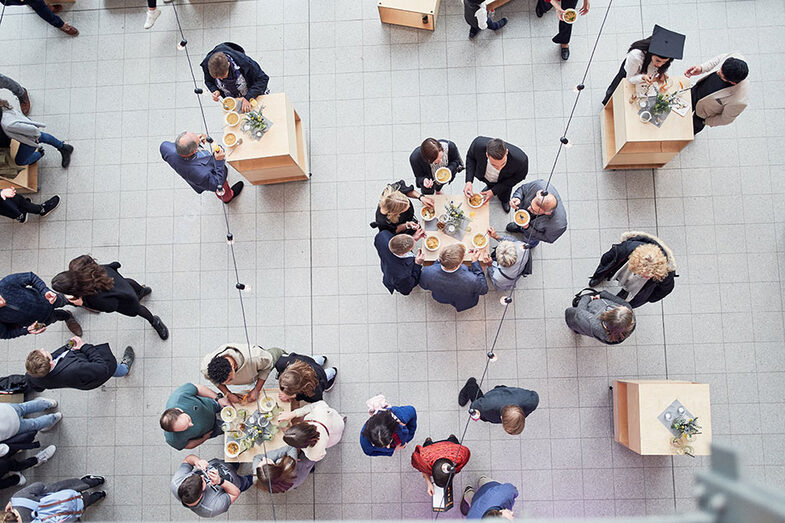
[534,0,590,60]
[51,255,169,340]
[458,379,538,435]
[374,230,425,296]
[0,272,81,339]
[201,42,270,114]
[160,131,243,204]
[588,231,677,308]
[409,138,464,195]
[419,244,489,312]
[463,137,528,213]
[25,336,135,392]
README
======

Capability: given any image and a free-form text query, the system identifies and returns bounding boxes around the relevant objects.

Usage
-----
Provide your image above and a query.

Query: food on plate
[469,194,484,207]
[472,234,487,248]
[514,209,530,227]
[226,441,240,456]
[225,112,240,126]
[421,207,435,220]
[425,235,440,251]
[220,406,237,422]
[435,167,451,183]
[259,397,277,413]
[222,98,237,111]
[563,8,577,23]
[223,133,237,147]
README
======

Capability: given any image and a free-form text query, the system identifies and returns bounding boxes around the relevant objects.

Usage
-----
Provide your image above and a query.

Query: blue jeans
[14,133,64,166]
[113,363,129,377]
[226,463,254,492]
[0,0,63,28]
[11,399,58,434]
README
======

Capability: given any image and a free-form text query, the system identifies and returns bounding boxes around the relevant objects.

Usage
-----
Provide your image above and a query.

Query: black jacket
[274,353,328,403]
[465,136,528,197]
[373,230,422,296]
[26,343,118,392]
[370,180,416,235]
[201,42,270,100]
[590,233,677,308]
[81,262,140,317]
[409,140,463,194]
[470,386,539,424]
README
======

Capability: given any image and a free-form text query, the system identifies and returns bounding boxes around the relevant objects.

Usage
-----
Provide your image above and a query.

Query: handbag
[572,287,600,307]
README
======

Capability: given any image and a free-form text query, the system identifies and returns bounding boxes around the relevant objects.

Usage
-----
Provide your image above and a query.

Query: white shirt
[612,261,648,301]
[625,49,660,84]
[484,161,501,184]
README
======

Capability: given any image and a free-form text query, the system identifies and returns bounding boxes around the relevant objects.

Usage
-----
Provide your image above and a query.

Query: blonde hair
[25,350,51,377]
[389,234,415,256]
[628,244,668,281]
[439,244,465,270]
[501,405,525,435]
[495,241,518,268]
[379,186,410,224]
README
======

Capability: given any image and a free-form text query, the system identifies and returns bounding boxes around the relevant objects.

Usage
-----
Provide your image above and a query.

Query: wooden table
[377,0,440,31]
[222,92,309,185]
[601,77,693,170]
[223,388,298,463]
[420,194,490,264]
[612,379,712,456]
[0,141,38,193]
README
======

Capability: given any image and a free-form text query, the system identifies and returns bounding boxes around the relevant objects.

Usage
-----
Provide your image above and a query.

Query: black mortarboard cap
[649,25,685,60]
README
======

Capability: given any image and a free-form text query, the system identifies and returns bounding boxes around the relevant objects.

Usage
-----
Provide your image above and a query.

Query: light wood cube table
[420,194,489,265]
[0,141,38,193]
[223,93,309,185]
[612,379,712,456]
[601,77,693,170]
[377,0,440,31]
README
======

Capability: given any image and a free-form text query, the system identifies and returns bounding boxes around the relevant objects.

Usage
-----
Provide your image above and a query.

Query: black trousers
[537,0,578,44]
[475,175,522,204]
[603,62,627,106]
[692,113,706,134]
[0,194,42,220]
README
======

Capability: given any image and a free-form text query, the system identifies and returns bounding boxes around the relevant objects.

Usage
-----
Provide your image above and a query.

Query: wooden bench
[378,0,441,31]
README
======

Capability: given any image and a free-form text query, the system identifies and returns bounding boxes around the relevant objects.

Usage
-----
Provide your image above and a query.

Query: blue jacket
[470,386,539,424]
[0,272,55,339]
[200,42,270,100]
[373,231,422,296]
[160,141,227,194]
[467,482,518,519]
[419,261,488,312]
[360,405,417,457]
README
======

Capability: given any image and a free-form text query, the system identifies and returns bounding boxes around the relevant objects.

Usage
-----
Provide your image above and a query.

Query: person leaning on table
[419,243,490,312]
[505,179,567,248]
[373,229,426,296]
[685,52,749,134]
[370,180,435,236]
[171,454,253,518]
[201,343,286,404]
[409,138,464,195]
[160,383,229,451]
[463,136,528,213]
[485,226,531,291]
[277,400,345,462]
[201,42,270,114]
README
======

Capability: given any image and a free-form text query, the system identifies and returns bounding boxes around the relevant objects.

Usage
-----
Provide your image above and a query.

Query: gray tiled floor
[1,0,784,519]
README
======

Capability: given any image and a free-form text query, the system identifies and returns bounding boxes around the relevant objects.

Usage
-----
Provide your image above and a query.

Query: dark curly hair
[207,356,233,384]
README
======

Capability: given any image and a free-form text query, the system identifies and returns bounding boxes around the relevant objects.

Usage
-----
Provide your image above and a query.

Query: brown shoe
[18,89,31,116]
[59,23,79,36]
[50,4,63,13]
[64,314,82,336]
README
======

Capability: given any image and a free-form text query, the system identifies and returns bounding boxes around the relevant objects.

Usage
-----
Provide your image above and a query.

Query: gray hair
[496,241,518,267]
[175,131,198,157]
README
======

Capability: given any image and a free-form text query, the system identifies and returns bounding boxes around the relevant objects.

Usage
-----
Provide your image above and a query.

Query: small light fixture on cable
[487,351,497,362]
[226,233,234,246]
[573,83,585,94]
[177,39,187,51]
[469,408,481,421]
[499,295,513,306]
[560,136,573,149]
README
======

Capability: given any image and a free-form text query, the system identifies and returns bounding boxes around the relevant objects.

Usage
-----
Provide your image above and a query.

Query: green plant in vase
[242,106,268,139]
[652,93,671,115]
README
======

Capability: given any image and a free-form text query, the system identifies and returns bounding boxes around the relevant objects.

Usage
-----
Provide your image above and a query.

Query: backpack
[11,490,84,522]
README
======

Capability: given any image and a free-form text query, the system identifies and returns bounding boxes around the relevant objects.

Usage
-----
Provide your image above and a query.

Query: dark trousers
[538,0,578,44]
[692,113,706,134]
[476,175,522,205]
[121,277,157,324]
[0,457,37,489]
[46,294,72,326]
[462,379,484,402]
[423,434,460,447]
[603,62,627,106]
[226,463,254,492]
[0,0,63,28]
[13,133,64,165]
[0,194,42,220]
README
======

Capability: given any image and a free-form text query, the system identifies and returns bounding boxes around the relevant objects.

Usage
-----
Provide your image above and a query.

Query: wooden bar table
[0,141,38,193]
[222,92,309,185]
[420,194,489,265]
[612,379,712,456]
[601,77,693,170]
[377,0,441,31]
[223,388,298,464]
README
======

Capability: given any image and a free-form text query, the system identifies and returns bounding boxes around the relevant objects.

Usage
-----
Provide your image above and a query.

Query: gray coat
[0,107,45,148]
[511,180,567,244]
[565,291,634,344]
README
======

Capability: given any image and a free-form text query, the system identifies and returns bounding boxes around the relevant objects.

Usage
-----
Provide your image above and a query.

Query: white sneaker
[34,445,56,466]
[39,412,63,432]
[144,8,161,29]
[14,474,26,486]
[42,398,58,410]
[0,444,8,457]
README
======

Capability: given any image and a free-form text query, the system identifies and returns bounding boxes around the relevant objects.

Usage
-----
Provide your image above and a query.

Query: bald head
[530,190,557,215]
[175,131,199,157]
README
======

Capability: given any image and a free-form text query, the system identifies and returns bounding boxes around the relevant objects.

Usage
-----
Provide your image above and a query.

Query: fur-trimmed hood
[620,231,677,271]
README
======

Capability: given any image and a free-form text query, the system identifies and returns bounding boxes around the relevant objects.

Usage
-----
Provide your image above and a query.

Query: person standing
[201,343,285,403]
[160,131,243,204]
[25,336,136,392]
[370,180,434,236]
[0,434,56,490]
[460,476,517,519]
[143,0,170,29]
[458,379,539,435]
[0,272,81,339]
[410,138,464,195]
[411,435,471,497]
[4,476,106,522]
[485,227,531,291]
[0,100,73,167]
[277,400,345,462]
[254,445,315,494]
[463,137,528,213]
[51,256,169,340]
[171,455,253,518]
[160,383,228,451]
[419,244,489,312]
[505,180,568,247]
[360,395,417,457]
[274,353,337,403]
[0,0,78,35]
[534,0,589,60]
[565,290,635,344]
[685,53,749,134]
[463,1,507,39]
[201,42,270,113]
[0,398,62,442]
[373,230,424,296]
[0,75,31,115]
[0,188,59,224]
[602,26,685,106]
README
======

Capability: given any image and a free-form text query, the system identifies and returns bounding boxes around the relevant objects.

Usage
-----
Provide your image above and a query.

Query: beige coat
[288,400,345,462]
[694,52,748,127]
[200,343,284,386]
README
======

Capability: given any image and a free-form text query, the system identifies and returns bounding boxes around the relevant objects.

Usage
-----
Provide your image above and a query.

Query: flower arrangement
[241,106,269,139]
[444,201,466,227]
[671,416,701,437]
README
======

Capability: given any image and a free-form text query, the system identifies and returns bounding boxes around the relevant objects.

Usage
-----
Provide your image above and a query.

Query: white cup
[639,111,652,123]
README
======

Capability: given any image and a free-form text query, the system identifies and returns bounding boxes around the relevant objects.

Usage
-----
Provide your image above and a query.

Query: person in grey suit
[505,180,567,248]
[419,244,489,312]
[565,290,635,344]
